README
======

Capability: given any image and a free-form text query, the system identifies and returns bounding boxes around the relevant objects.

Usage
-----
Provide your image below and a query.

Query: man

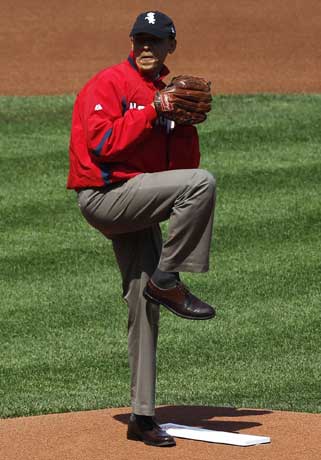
[67,11,216,447]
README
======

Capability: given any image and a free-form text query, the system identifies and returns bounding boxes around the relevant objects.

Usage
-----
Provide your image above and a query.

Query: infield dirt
[1,0,321,95]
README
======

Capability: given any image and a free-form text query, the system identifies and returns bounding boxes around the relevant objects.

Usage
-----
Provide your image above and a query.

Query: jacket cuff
[144,104,158,122]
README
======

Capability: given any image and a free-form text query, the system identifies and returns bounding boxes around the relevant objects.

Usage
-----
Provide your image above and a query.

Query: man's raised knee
[195,169,216,194]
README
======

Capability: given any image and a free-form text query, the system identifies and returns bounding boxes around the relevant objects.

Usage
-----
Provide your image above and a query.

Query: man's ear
[130,37,134,50]
[168,38,177,54]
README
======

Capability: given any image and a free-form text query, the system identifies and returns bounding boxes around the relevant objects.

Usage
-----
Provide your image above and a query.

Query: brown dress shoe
[143,279,215,320]
[127,414,176,447]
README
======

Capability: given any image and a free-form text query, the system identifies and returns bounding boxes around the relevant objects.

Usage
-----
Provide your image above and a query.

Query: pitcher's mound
[1,406,320,460]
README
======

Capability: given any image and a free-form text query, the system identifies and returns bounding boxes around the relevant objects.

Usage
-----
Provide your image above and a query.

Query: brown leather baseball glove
[154,75,212,125]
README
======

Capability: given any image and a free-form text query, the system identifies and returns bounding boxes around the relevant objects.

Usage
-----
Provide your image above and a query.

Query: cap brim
[130,28,170,39]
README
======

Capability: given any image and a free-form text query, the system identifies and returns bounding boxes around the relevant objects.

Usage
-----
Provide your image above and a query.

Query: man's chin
[138,65,160,78]
[138,62,156,71]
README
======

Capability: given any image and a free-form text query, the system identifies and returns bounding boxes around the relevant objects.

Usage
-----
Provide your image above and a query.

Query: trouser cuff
[132,404,155,416]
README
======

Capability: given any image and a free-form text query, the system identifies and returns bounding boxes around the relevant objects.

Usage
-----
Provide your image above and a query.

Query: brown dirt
[1,406,321,459]
[1,0,321,95]
[1,1,320,458]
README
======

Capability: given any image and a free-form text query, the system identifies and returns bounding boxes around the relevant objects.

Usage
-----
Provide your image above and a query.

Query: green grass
[0,94,320,418]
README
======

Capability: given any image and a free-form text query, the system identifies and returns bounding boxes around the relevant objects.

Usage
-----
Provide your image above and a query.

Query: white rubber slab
[160,423,271,446]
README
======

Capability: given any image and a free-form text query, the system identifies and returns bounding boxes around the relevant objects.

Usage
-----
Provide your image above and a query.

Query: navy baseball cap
[130,11,176,39]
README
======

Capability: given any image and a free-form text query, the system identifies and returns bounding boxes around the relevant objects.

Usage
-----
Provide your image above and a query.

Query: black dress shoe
[127,414,176,447]
[143,279,215,320]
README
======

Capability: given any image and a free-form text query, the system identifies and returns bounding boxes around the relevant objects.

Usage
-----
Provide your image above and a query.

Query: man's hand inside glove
[154,75,212,125]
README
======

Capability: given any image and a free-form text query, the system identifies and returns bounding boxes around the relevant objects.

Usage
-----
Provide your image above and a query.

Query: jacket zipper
[165,122,173,169]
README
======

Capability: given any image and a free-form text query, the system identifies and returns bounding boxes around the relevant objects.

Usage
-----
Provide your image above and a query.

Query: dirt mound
[1,406,320,460]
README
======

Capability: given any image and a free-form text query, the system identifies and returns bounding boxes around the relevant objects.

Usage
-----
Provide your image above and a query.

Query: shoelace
[176,282,190,295]
[136,415,157,430]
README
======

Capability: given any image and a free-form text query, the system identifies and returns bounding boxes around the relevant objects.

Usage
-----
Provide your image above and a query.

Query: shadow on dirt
[113,406,273,432]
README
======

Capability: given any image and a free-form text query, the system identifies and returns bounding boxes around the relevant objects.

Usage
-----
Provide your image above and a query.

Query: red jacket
[67,52,200,189]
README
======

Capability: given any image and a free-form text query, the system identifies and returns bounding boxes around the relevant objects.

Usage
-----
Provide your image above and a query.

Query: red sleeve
[82,75,158,163]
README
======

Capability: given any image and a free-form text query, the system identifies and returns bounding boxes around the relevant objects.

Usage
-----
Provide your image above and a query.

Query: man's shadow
[113,406,272,432]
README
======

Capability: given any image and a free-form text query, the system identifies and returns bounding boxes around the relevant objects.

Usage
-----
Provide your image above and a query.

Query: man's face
[131,33,176,78]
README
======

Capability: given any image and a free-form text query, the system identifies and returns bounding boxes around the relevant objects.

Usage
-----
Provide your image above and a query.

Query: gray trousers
[77,168,216,416]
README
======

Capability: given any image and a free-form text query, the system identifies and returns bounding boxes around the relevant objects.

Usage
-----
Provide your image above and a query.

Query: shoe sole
[127,431,176,447]
[143,288,215,320]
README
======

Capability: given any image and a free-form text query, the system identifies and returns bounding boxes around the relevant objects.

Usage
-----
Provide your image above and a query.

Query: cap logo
[145,12,156,24]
